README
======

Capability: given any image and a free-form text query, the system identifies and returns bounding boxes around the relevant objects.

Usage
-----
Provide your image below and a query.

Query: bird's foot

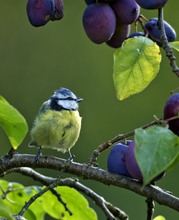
[35,147,42,165]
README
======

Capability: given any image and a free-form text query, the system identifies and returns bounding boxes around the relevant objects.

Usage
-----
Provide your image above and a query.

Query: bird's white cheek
[57,100,78,110]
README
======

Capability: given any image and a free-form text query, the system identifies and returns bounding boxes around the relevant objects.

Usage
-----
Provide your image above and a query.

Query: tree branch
[158,8,179,77]
[87,116,179,165]
[0,154,179,213]
[8,168,128,220]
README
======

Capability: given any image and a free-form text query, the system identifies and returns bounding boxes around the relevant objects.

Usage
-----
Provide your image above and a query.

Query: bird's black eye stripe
[58,97,76,101]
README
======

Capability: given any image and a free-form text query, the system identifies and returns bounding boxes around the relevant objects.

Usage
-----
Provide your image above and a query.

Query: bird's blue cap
[54,88,83,102]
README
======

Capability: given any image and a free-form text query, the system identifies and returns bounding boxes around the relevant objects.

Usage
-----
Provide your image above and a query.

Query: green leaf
[0,205,15,220]
[153,216,166,220]
[166,154,179,171]
[0,180,43,220]
[169,41,179,52]
[113,36,161,100]
[42,186,97,220]
[134,126,179,185]
[0,180,97,220]
[0,96,28,149]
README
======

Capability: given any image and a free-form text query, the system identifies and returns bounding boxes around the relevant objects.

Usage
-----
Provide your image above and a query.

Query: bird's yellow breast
[30,110,82,153]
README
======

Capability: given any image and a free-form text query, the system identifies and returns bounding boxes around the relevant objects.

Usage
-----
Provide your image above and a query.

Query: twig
[0,154,179,212]
[87,115,179,165]
[1,167,72,215]
[87,119,160,165]
[4,168,128,220]
[146,198,155,220]
[18,177,63,216]
[158,8,179,77]
[60,178,128,220]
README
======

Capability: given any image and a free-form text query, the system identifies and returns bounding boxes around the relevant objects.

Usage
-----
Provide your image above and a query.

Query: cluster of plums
[83,0,176,48]
[26,0,176,47]
[26,0,64,27]
[107,93,179,182]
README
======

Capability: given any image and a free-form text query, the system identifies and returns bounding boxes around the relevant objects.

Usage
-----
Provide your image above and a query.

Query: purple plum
[107,142,132,177]
[82,3,116,44]
[135,0,167,9]
[129,32,145,38]
[125,141,165,183]
[110,0,140,25]
[50,0,64,21]
[26,0,54,27]
[164,93,179,135]
[85,0,115,4]
[145,18,176,45]
[106,23,130,48]
[125,141,143,181]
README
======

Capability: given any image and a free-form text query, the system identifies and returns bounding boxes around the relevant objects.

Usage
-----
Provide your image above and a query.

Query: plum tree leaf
[134,126,179,185]
[113,36,161,100]
[0,180,43,220]
[42,186,97,220]
[0,96,28,149]
[153,216,166,220]
[169,41,179,52]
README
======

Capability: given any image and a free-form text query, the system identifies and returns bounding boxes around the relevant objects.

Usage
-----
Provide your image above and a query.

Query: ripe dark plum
[129,32,145,38]
[107,142,132,177]
[110,0,140,25]
[85,0,115,4]
[164,93,179,135]
[145,18,176,44]
[106,23,130,48]
[26,0,54,27]
[125,141,165,182]
[82,3,116,44]
[125,141,143,181]
[135,0,167,9]
[50,0,64,21]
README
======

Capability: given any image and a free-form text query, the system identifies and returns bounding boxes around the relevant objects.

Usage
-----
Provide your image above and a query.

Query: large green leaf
[169,41,179,52]
[42,186,97,220]
[153,216,166,220]
[0,96,28,149]
[113,37,161,100]
[0,180,97,220]
[0,180,42,220]
[134,126,179,185]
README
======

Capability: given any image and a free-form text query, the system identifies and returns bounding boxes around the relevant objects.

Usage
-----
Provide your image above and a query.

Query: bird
[29,87,82,160]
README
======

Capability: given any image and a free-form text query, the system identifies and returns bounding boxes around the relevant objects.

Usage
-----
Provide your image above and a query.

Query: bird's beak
[77,97,83,102]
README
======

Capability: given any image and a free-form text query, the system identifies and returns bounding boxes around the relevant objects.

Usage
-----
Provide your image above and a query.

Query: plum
[50,0,64,21]
[106,23,130,48]
[145,18,176,44]
[110,0,140,25]
[135,0,167,10]
[82,3,116,44]
[129,32,145,38]
[26,0,54,27]
[164,93,179,135]
[125,141,143,181]
[107,142,132,177]
[125,141,165,182]
[85,0,115,4]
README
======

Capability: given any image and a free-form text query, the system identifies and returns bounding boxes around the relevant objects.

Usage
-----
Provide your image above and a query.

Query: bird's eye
[67,97,74,101]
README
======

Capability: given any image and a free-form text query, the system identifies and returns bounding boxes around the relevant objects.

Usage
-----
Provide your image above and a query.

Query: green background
[0,0,179,219]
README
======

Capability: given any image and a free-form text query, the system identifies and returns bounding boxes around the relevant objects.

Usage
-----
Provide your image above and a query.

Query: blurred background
[0,0,179,219]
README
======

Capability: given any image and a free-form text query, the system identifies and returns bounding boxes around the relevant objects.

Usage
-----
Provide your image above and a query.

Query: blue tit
[29,88,82,159]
